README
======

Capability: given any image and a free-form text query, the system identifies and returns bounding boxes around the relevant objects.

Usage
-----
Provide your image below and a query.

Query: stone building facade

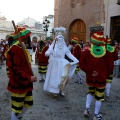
[54,0,120,43]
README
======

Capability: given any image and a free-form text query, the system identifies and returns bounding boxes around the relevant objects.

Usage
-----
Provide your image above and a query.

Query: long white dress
[44,35,78,94]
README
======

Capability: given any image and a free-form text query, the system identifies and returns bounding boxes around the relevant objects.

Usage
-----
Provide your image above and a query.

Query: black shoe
[39,79,45,83]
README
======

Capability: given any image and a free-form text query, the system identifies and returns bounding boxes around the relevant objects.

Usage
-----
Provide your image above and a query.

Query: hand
[92,71,98,77]
[31,76,37,82]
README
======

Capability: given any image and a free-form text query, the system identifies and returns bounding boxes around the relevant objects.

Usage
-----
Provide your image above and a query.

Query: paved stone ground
[0,54,120,120]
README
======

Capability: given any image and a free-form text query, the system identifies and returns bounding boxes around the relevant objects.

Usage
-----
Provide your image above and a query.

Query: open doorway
[110,16,120,44]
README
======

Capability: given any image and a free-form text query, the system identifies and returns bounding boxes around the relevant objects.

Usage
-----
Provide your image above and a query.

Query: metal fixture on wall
[43,18,50,37]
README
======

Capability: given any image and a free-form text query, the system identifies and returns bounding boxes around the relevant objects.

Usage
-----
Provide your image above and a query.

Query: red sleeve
[113,50,118,61]
[73,44,81,61]
[79,50,94,75]
[107,51,114,76]
[6,45,31,86]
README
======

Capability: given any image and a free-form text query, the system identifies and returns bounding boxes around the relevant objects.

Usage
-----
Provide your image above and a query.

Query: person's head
[23,36,31,47]
[85,42,89,46]
[8,36,15,47]
[39,40,45,47]
[71,37,78,46]
[115,42,118,46]
[54,27,66,36]
[90,32,105,46]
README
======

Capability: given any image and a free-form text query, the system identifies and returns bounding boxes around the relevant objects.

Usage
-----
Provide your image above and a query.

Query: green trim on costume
[91,37,105,44]
[13,30,30,39]
[71,40,78,43]
[89,44,106,58]
[106,44,115,53]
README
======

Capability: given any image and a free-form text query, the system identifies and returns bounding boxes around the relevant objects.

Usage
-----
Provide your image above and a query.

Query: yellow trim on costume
[39,46,46,54]
[12,100,24,107]
[4,41,19,57]
[89,44,106,58]
[11,92,26,97]
[12,109,22,114]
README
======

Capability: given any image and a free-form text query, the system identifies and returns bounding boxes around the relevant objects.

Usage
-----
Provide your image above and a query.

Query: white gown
[44,35,78,94]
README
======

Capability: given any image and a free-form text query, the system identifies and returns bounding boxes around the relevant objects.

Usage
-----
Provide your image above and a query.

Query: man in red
[79,32,113,120]
[5,28,37,120]
[105,38,118,100]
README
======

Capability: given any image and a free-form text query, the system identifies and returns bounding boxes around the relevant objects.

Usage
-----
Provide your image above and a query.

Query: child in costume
[5,27,37,120]
[79,32,113,120]
[37,40,49,82]
[71,37,84,84]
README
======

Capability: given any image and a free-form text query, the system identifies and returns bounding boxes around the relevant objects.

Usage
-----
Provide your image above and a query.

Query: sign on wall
[90,26,104,33]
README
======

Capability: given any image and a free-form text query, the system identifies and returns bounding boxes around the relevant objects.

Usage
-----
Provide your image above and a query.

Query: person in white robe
[44,27,79,96]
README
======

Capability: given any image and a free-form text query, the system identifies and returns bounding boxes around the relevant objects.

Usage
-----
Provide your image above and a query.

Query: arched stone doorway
[69,19,86,43]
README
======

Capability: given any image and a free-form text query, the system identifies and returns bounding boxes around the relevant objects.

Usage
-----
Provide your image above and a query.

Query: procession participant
[79,32,113,120]
[37,40,49,82]
[105,38,118,100]
[44,27,79,97]
[5,26,37,120]
[113,42,120,78]
[71,37,84,84]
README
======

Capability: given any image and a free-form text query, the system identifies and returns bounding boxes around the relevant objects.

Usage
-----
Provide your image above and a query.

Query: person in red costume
[79,32,113,120]
[37,40,49,82]
[5,32,37,119]
[105,38,118,100]
[71,37,84,84]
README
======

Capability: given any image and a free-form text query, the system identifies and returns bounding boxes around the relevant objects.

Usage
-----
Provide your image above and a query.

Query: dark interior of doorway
[110,15,120,44]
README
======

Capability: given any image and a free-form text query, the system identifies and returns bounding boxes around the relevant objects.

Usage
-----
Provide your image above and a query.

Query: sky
[0,0,54,23]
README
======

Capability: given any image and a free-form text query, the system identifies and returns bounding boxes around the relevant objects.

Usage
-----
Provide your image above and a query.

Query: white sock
[43,74,46,80]
[94,100,102,115]
[105,83,111,96]
[76,72,83,80]
[11,111,18,120]
[39,73,42,80]
[86,94,93,109]
[17,107,28,118]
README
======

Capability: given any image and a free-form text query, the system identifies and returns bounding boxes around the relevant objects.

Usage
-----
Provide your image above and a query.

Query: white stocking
[105,83,111,96]
[39,73,43,80]
[86,94,93,109]
[17,107,28,118]
[94,100,102,115]
[11,111,18,120]
[76,72,83,80]
[43,74,46,80]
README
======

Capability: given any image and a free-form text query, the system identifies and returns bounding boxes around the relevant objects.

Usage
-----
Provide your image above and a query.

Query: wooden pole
[53,38,57,50]
[12,20,34,75]
[106,35,108,49]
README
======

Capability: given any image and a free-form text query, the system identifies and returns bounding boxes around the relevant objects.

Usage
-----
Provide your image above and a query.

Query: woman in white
[44,27,78,96]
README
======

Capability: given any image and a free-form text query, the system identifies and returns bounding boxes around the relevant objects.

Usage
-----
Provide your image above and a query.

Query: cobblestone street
[0,57,120,120]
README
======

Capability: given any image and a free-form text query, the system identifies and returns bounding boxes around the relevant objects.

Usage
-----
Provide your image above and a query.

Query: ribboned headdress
[53,27,66,35]
[11,26,31,40]
[71,36,78,44]
[89,32,106,58]
[106,38,115,52]
[90,32,106,45]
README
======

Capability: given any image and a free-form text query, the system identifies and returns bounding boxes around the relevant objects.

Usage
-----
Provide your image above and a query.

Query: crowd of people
[0,26,120,120]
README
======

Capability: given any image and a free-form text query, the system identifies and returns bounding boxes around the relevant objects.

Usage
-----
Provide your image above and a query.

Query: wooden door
[110,16,120,44]
[69,19,86,43]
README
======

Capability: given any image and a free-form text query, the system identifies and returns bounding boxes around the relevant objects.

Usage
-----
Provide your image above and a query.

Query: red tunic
[6,44,33,94]
[79,50,113,87]
[72,44,81,61]
[38,46,49,66]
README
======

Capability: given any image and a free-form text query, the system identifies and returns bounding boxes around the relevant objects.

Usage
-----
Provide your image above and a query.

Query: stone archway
[69,19,86,43]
